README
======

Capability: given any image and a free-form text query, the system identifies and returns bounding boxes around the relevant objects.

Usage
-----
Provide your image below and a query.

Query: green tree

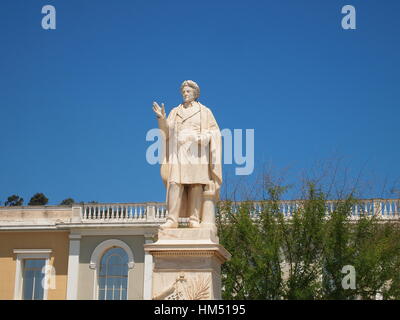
[60,198,75,205]
[319,197,356,299]
[28,193,49,206]
[217,189,284,299]
[351,215,400,299]
[279,183,327,299]
[5,195,24,206]
[218,182,400,300]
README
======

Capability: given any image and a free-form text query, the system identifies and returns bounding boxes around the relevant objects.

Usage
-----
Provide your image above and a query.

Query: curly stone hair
[180,80,200,100]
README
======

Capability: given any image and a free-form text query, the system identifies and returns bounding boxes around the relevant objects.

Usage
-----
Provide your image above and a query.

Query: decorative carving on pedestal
[144,228,231,300]
[153,273,211,300]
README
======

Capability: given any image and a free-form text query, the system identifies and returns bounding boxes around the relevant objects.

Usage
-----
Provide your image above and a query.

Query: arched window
[90,239,134,300]
[98,247,128,300]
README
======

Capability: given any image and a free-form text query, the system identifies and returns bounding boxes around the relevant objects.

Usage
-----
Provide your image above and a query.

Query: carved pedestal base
[144,228,231,300]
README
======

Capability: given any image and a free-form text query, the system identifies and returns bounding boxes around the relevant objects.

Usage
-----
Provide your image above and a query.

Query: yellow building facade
[0,203,159,300]
[0,231,69,300]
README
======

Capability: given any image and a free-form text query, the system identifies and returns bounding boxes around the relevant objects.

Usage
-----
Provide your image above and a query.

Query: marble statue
[152,80,222,229]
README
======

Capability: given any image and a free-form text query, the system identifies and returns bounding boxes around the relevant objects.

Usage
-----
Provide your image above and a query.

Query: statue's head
[180,80,200,103]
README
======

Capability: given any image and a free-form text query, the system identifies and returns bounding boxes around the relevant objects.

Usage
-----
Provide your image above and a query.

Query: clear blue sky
[0,0,399,204]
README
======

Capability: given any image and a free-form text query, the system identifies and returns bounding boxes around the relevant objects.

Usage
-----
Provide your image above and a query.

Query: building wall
[77,235,145,300]
[0,231,69,300]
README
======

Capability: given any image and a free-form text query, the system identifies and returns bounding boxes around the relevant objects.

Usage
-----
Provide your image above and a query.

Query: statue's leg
[201,188,217,232]
[188,184,203,228]
[161,183,183,229]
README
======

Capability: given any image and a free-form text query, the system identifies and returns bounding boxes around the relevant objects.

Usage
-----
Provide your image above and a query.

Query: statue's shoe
[160,220,178,229]
[189,220,201,228]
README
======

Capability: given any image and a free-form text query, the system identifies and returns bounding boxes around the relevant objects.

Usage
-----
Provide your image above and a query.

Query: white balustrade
[154,204,168,220]
[78,199,400,223]
[81,203,148,222]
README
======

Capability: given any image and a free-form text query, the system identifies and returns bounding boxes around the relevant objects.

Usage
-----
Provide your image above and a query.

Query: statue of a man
[152,80,222,229]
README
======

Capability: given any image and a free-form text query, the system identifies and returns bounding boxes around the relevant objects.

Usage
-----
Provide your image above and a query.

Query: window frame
[98,247,129,300]
[13,249,52,300]
[89,239,134,300]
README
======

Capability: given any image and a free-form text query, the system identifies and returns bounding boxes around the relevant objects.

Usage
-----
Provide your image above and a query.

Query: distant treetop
[60,198,75,206]
[28,193,49,206]
[5,195,24,207]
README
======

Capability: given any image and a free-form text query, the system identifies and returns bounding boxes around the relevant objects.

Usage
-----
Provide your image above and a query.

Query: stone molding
[89,239,135,270]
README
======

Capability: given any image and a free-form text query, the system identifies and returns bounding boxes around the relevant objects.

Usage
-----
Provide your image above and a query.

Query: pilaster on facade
[143,233,154,300]
[66,233,81,300]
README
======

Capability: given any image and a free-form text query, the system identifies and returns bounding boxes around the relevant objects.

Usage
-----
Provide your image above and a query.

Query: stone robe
[157,102,222,217]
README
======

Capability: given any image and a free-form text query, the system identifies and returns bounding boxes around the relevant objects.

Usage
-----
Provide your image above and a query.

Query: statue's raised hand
[152,102,166,119]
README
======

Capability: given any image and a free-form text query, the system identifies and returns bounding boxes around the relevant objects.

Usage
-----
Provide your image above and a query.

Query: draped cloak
[157,102,222,218]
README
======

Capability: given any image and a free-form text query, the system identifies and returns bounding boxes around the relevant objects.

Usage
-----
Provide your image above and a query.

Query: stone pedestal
[144,228,231,300]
